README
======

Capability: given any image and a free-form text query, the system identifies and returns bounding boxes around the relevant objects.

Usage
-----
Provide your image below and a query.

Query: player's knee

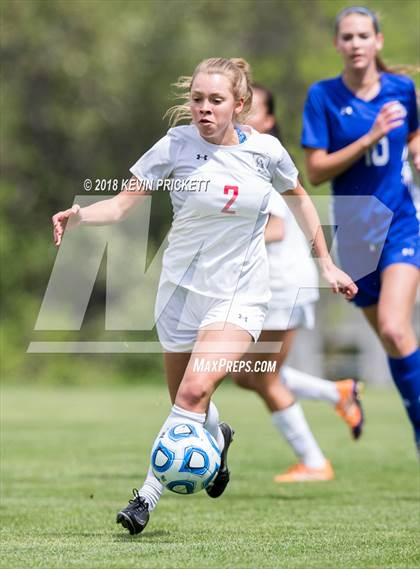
[177,378,210,408]
[379,319,407,353]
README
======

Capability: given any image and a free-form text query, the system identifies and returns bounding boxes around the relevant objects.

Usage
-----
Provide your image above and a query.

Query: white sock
[204,400,225,452]
[138,404,206,510]
[272,403,326,469]
[282,366,339,405]
[137,467,164,512]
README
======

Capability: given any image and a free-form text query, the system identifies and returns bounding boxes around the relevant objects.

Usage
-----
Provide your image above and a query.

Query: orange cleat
[335,379,364,440]
[273,460,334,483]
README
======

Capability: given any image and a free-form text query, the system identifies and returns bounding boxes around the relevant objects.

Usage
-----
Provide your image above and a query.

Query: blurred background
[1,0,419,386]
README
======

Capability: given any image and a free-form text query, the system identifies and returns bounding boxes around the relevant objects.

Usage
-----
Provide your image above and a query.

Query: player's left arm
[407,129,420,172]
[283,182,357,299]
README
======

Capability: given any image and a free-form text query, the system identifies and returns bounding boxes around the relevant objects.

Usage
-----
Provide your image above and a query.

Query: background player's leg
[233,330,330,477]
[363,264,420,447]
[281,366,340,404]
[232,329,295,411]
[282,366,364,439]
[377,264,418,357]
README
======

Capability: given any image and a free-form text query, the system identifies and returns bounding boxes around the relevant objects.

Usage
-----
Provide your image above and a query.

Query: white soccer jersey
[130,125,298,302]
[266,190,319,307]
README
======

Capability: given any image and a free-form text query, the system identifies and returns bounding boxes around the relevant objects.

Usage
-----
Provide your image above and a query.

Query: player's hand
[319,259,358,300]
[52,204,82,247]
[366,101,406,146]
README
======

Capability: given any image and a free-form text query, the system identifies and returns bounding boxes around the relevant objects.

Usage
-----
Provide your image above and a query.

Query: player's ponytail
[165,57,253,126]
[375,56,419,75]
[375,55,392,73]
[229,58,253,121]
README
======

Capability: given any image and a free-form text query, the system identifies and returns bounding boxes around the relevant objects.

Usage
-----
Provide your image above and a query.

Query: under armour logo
[402,247,415,257]
[196,154,208,160]
[238,314,248,322]
[340,106,353,116]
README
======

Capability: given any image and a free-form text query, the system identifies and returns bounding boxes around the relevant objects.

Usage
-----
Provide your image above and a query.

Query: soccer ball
[150,423,221,495]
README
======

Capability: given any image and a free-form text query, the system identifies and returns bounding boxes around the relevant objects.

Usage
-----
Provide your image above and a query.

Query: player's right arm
[52,175,149,247]
[305,101,406,185]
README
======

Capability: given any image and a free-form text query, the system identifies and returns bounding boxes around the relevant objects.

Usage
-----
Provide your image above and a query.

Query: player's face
[334,14,383,71]
[190,72,244,144]
[247,89,275,134]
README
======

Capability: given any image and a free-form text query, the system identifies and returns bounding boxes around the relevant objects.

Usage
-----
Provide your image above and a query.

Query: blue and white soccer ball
[151,423,221,495]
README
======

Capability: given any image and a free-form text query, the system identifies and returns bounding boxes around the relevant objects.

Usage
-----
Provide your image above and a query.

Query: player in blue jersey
[302,6,420,453]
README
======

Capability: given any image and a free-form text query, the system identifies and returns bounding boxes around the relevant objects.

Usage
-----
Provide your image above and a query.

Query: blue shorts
[340,233,420,308]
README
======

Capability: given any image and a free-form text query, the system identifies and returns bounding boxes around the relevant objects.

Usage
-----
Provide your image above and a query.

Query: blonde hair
[165,58,253,126]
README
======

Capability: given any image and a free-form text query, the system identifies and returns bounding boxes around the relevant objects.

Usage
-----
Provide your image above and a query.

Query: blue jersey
[301,73,419,248]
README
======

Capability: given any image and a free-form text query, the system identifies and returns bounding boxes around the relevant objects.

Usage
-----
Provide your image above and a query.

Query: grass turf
[1,383,419,569]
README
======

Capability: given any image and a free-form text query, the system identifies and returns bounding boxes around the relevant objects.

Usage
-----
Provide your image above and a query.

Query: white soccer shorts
[262,301,316,331]
[155,281,268,352]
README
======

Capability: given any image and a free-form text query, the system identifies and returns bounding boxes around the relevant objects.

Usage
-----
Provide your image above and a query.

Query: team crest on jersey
[253,154,270,174]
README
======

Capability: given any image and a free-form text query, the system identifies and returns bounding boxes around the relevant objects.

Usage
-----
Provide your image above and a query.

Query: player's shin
[272,402,326,468]
[137,467,165,511]
[388,348,420,447]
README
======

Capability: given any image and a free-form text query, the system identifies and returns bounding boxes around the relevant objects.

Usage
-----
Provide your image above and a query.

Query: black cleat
[116,489,150,535]
[206,422,234,498]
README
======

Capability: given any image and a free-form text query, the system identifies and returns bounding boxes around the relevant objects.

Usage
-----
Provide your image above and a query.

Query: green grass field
[1,383,419,569]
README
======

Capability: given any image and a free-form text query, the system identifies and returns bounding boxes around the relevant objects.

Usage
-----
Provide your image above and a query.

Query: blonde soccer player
[52,58,356,534]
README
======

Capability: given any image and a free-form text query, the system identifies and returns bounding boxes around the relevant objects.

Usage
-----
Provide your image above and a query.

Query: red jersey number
[221,185,238,214]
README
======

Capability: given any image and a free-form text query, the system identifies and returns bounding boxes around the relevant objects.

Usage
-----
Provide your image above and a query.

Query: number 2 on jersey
[221,185,238,214]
